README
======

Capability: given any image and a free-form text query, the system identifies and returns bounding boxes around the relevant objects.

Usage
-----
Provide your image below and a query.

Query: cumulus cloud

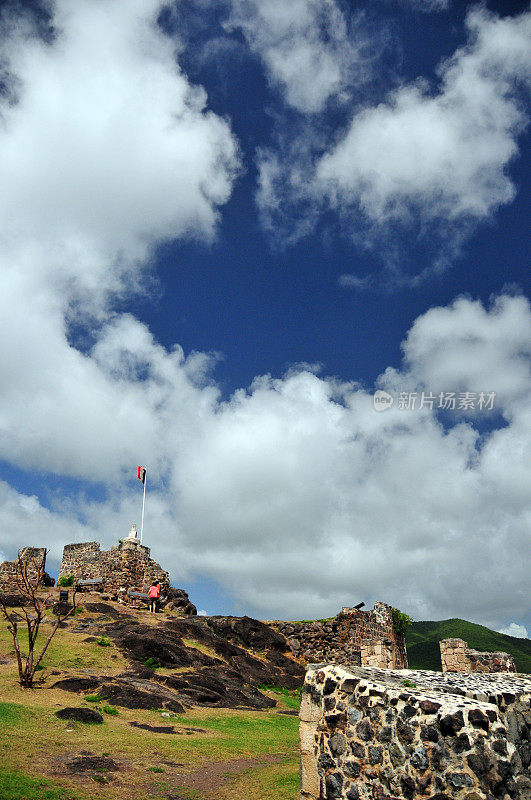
[0,0,238,478]
[4,288,529,627]
[256,7,530,276]
[317,8,531,227]
[0,1,529,630]
[225,0,381,113]
[497,623,528,639]
[0,0,239,268]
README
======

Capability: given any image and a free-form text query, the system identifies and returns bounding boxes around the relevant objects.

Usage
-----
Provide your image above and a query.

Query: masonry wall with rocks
[440,638,516,674]
[59,540,170,598]
[0,547,53,592]
[300,664,530,800]
[274,603,407,670]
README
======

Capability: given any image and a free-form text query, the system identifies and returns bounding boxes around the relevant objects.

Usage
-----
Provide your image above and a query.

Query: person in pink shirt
[148,581,160,614]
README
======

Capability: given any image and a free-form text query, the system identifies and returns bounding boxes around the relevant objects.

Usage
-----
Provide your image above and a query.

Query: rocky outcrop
[55,707,103,724]
[163,587,197,616]
[299,664,530,799]
[273,603,407,670]
[440,638,516,673]
[54,612,304,712]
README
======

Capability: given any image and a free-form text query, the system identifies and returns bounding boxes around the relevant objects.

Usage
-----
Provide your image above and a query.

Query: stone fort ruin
[0,546,54,592]
[440,638,516,674]
[273,603,408,670]
[58,525,170,597]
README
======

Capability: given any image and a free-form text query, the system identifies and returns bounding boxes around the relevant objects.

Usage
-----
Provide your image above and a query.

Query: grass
[406,618,531,673]
[182,638,223,662]
[0,623,127,674]
[257,684,300,711]
[0,633,300,800]
[0,769,68,800]
[216,757,299,800]
[0,602,301,800]
[142,657,162,670]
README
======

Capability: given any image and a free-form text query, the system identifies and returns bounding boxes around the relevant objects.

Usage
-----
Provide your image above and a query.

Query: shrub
[402,678,417,688]
[392,608,413,637]
[57,575,75,587]
[143,656,162,670]
[103,705,118,715]
[84,694,104,703]
[95,636,111,647]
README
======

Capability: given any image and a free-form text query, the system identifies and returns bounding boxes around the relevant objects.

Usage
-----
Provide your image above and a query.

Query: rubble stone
[272,602,408,670]
[299,664,530,800]
[440,638,516,674]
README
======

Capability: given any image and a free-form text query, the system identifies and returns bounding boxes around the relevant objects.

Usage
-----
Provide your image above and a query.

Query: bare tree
[0,551,77,687]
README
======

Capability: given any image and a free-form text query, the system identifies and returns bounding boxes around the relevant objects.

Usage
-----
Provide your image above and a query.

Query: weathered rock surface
[55,707,103,724]
[163,587,197,616]
[53,611,304,712]
[53,677,100,693]
[97,676,186,712]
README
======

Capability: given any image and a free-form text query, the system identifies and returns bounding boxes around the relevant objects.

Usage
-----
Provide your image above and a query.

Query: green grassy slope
[406,618,531,673]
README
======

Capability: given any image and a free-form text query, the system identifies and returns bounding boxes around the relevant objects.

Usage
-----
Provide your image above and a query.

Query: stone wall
[0,547,51,592]
[440,638,516,674]
[273,603,407,670]
[59,539,170,597]
[300,664,530,800]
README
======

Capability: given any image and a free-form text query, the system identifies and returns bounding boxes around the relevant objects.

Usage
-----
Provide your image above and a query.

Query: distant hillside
[406,618,531,674]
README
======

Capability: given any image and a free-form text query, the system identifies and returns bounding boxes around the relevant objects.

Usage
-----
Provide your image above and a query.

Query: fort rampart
[300,664,530,799]
[0,547,51,592]
[440,638,516,674]
[58,537,169,597]
[273,603,407,670]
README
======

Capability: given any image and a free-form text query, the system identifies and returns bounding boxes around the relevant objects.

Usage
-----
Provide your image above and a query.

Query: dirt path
[166,752,286,798]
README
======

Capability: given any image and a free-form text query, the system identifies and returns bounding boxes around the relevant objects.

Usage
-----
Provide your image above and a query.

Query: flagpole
[140,471,146,545]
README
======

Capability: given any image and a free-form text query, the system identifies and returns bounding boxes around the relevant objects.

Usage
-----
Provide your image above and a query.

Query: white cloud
[0,2,529,631]
[0,0,238,478]
[225,0,380,113]
[0,0,238,265]
[317,8,531,227]
[255,8,531,273]
[393,293,531,415]
[497,623,528,639]
[1,294,530,627]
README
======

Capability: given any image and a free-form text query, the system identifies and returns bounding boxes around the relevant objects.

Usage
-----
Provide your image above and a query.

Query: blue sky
[0,0,529,635]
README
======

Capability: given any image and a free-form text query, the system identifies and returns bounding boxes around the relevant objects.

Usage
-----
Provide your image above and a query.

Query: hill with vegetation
[406,618,531,673]
[0,596,303,800]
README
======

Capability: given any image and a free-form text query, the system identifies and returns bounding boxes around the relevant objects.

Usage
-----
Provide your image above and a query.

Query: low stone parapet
[300,664,530,799]
[440,638,516,673]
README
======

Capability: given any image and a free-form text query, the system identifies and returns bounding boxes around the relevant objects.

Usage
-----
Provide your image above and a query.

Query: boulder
[53,677,100,693]
[98,676,185,713]
[55,707,103,723]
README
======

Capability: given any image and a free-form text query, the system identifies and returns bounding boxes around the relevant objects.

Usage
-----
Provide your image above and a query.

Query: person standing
[148,580,160,614]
